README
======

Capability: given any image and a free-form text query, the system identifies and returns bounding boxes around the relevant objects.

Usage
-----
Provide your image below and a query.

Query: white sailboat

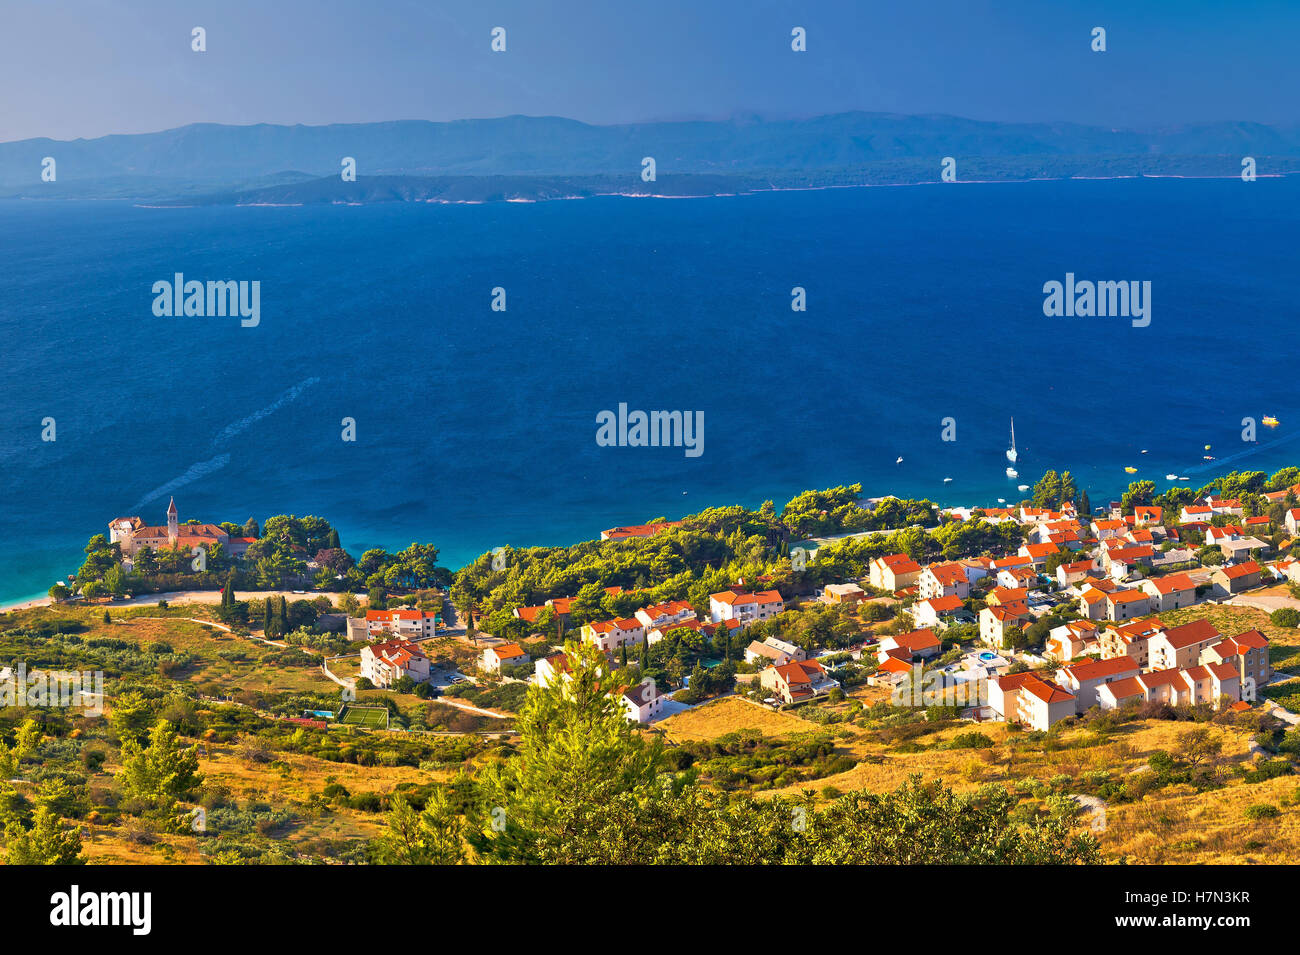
[1006,418,1018,464]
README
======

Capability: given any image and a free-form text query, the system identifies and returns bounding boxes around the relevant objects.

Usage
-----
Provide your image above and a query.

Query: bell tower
[167,497,178,545]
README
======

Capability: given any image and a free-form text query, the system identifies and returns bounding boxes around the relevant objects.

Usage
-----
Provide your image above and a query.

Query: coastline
[4,454,1289,614]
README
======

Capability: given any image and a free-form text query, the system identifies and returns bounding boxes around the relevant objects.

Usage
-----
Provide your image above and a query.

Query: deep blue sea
[2,177,1298,604]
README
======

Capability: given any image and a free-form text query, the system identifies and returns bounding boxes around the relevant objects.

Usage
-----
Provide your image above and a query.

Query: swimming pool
[977,651,999,662]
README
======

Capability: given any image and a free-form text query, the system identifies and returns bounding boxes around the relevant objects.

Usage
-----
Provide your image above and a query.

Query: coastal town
[4,467,1300,866]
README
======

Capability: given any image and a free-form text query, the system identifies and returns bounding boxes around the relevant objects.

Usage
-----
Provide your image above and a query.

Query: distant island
[5,112,1300,202]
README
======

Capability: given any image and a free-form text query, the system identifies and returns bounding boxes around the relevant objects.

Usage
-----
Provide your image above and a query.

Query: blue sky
[3,0,1298,141]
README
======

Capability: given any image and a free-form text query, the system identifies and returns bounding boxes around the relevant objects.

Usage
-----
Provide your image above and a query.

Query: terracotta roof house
[1056,656,1141,711]
[482,642,530,673]
[1139,572,1198,613]
[877,628,942,662]
[1211,560,1262,596]
[760,659,838,704]
[868,553,923,591]
[987,672,1076,730]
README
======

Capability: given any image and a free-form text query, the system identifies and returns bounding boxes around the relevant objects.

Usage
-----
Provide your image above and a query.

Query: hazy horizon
[4,0,1299,143]
[10,107,1300,149]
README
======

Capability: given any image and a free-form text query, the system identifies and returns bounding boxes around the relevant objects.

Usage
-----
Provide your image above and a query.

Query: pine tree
[3,806,84,865]
[468,640,661,864]
[1059,470,1078,506]
[373,789,464,864]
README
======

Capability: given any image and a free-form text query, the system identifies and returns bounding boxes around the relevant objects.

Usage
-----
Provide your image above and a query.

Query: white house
[1056,559,1099,588]
[912,594,965,630]
[987,672,1076,730]
[360,638,430,688]
[868,554,922,592]
[709,589,784,627]
[581,617,646,652]
[366,608,439,639]
[744,636,806,666]
[618,680,665,723]
[997,566,1039,590]
[1055,656,1140,712]
[980,603,1031,649]
[877,628,942,661]
[918,563,970,601]
[482,642,530,674]
[1139,572,1198,613]
[634,599,697,631]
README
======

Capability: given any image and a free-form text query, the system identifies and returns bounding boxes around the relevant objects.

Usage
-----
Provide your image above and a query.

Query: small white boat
[1018,484,1029,492]
[1178,476,1190,481]
[1165,473,1177,480]
[1006,418,1018,464]
[896,456,904,464]
[1141,449,1148,454]
[1006,467,1018,478]
[943,477,953,483]
[997,498,1006,504]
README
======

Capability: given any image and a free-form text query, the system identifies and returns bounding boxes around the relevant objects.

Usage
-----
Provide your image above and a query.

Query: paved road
[1227,593,1300,613]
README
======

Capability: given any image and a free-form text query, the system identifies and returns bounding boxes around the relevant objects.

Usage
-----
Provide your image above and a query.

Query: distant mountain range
[5,112,1300,203]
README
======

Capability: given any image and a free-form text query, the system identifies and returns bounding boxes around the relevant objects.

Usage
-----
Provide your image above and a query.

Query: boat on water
[997,498,1006,504]
[1179,476,1190,481]
[1017,484,1029,492]
[1165,473,1178,480]
[1264,416,1280,427]
[896,456,904,464]
[1006,466,1018,478]
[1204,455,1215,461]
[943,477,953,483]
[1006,418,1018,464]
[1125,466,1137,474]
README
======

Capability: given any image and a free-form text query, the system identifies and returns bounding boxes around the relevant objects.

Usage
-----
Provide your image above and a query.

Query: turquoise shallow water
[1,177,1297,602]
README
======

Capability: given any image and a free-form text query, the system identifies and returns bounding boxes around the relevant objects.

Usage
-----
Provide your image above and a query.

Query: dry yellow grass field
[659,696,818,741]
[77,740,444,864]
[7,606,341,695]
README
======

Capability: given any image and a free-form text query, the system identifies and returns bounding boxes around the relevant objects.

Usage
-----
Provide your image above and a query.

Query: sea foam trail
[210,377,320,448]
[130,454,231,511]
[127,378,319,512]
[1182,429,1300,475]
